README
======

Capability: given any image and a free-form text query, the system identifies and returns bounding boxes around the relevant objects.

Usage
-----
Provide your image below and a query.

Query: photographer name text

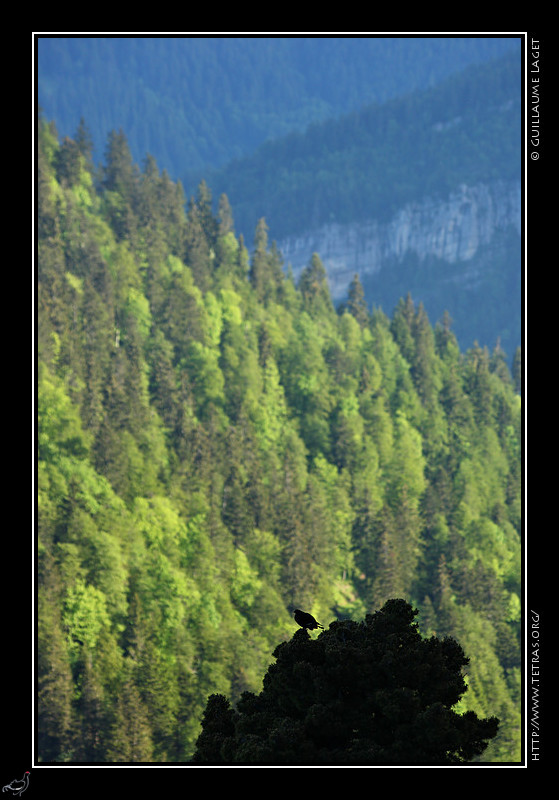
[530,39,541,158]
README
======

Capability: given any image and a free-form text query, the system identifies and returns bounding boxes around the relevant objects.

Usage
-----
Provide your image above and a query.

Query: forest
[37,39,522,364]
[37,37,519,182]
[37,113,522,763]
[206,49,522,360]
[206,49,521,240]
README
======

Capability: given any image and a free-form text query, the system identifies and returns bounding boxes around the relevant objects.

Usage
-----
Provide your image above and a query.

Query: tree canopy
[37,116,521,763]
[193,599,499,765]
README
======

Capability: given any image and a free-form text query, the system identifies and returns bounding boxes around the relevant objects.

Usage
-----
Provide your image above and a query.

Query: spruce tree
[55,136,82,188]
[103,129,139,199]
[184,201,212,292]
[74,116,94,169]
[249,218,282,303]
[347,273,369,328]
[37,583,75,762]
[217,193,235,236]
[298,252,334,317]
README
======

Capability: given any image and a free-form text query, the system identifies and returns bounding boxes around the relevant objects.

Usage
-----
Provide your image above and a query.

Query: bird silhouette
[2,773,30,797]
[293,609,324,630]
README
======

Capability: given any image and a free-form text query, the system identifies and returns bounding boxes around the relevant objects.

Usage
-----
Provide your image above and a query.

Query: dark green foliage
[37,117,521,763]
[103,129,139,199]
[248,218,285,305]
[193,600,499,765]
[346,273,369,328]
[55,136,83,187]
[298,252,334,318]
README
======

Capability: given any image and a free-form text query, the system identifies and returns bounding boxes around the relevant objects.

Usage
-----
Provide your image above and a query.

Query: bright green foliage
[37,117,521,763]
[62,578,112,658]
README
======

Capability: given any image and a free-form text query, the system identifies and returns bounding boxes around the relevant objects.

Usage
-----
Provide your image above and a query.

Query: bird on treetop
[294,609,324,630]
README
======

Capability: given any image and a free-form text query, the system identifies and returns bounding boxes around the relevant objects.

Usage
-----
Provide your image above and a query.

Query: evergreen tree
[184,200,212,292]
[192,600,499,765]
[298,252,334,317]
[103,129,139,199]
[390,293,416,365]
[106,668,154,762]
[73,652,111,762]
[465,343,493,426]
[37,580,75,762]
[411,302,441,405]
[55,136,82,188]
[102,129,140,243]
[217,192,234,236]
[74,116,94,169]
[195,179,219,246]
[347,273,369,328]
[148,328,180,434]
[249,218,283,303]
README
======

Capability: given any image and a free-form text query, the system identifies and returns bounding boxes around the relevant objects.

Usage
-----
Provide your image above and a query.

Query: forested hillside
[37,36,519,183]
[206,49,521,241]
[37,115,522,763]
[206,49,521,359]
[37,39,522,364]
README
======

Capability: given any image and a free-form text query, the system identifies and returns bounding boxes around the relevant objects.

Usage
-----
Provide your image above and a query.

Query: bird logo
[2,773,30,797]
[293,609,324,630]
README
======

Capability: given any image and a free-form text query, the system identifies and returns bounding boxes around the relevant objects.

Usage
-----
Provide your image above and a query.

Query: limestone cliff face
[278,180,521,300]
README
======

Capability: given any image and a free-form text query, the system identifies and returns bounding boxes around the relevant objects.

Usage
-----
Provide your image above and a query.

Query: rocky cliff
[279,179,521,302]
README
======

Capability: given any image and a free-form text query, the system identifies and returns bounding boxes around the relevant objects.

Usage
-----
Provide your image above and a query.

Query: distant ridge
[207,49,521,242]
[37,36,520,181]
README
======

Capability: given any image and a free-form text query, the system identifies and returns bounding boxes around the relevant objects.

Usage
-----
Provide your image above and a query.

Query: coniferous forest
[37,113,522,763]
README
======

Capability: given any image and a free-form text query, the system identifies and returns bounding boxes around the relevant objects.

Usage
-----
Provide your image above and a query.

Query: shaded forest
[37,114,521,763]
[206,49,521,240]
[205,49,522,359]
[37,36,519,181]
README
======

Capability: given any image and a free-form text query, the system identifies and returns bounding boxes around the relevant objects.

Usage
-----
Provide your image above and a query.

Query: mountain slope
[207,50,522,356]
[37,36,520,180]
[37,115,521,763]
[209,50,521,236]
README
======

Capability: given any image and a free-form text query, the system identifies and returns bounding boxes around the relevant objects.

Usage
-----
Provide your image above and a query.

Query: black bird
[294,609,324,630]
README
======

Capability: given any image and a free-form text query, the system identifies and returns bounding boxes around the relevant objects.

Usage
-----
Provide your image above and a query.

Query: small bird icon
[2,772,30,797]
[293,609,324,630]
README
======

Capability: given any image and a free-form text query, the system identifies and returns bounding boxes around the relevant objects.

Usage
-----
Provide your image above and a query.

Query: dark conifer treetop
[193,600,499,765]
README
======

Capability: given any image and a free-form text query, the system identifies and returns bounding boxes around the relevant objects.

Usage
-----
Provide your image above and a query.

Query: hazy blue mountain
[208,50,521,239]
[36,36,522,358]
[204,49,521,357]
[37,36,520,182]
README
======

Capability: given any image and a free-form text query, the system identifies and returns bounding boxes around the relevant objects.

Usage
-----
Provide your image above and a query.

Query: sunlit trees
[37,118,521,763]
